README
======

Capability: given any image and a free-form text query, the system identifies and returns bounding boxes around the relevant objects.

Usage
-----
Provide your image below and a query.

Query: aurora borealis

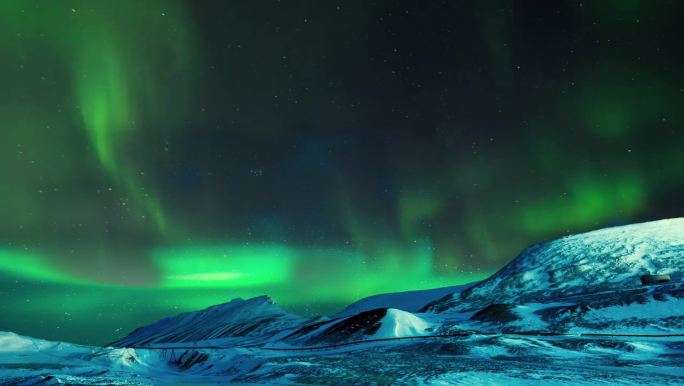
[1,0,684,345]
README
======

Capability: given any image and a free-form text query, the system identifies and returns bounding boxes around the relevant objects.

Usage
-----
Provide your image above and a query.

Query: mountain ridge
[110,218,684,347]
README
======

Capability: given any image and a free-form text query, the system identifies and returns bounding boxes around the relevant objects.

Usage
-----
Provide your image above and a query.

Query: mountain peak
[110,295,304,347]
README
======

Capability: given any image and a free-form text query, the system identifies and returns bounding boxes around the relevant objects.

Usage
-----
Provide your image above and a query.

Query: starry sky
[1,0,684,345]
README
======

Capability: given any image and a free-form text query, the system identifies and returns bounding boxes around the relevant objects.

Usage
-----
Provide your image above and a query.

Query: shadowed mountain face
[294,308,388,345]
[469,304,518,323]
[334,285,472,318]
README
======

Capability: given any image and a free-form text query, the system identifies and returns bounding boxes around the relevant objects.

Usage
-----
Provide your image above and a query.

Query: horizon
[1,217,673,346]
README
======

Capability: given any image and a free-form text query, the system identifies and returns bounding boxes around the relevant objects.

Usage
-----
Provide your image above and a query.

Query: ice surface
[2,331,684,385]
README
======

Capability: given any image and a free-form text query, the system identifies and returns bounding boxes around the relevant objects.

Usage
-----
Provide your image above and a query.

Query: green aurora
[1,0,684,345]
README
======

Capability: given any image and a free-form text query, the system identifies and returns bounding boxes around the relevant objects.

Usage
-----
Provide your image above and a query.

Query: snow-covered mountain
[109,283,474,349]
[0,331,77,354]
[5,218,683,384]
[111,295,306,347]
[424,218,684,313]
[110,218,684,348]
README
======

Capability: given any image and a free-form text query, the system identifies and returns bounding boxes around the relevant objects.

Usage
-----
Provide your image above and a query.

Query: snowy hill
[372,308,435,339]
[278,307,435,345]
[111,295,306,347]
[0,331,72,353]
[424,218,684,313]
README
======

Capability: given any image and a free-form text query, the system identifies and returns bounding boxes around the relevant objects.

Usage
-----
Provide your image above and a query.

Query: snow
[372,308,433,339]
[3,329,684,384]
[584,296,684,322]
[566,295,684,334]
[467,342,510,358]
[0,331,83,355]
[507,303,555,331]
[429,218,684,313]
[418,371,650,385]
[0,331,47,352]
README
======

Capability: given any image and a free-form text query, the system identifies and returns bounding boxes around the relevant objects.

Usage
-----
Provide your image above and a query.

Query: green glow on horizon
[0,241,489,300]
[153,244,294,287]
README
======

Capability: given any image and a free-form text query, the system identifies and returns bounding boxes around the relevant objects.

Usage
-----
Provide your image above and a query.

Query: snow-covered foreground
[2,331,684,385]
[2,218,684,384]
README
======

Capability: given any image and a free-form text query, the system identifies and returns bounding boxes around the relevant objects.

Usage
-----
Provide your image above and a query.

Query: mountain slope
[110,295,305,347]
[424,218,684,313]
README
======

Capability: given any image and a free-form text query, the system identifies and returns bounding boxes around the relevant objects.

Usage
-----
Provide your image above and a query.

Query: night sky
[2,0,684,345]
